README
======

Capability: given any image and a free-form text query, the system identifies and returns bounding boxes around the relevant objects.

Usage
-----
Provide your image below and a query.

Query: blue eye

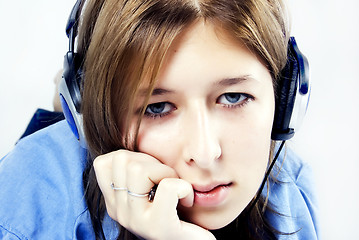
[144,102,175,118]
[217,93,252,107]
[224,93,242,103]
[147,103,166,114]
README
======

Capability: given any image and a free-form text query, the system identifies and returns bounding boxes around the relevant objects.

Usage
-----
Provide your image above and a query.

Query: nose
[182,101,222,169]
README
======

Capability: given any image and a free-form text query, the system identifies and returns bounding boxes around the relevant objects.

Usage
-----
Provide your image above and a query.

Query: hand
[94,150,216,240]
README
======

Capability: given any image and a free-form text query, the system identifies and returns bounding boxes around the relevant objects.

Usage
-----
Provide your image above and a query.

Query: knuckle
[126,160,146,176]
[93,155,105,170]
[112,150,128,163]
[112,150,133,168]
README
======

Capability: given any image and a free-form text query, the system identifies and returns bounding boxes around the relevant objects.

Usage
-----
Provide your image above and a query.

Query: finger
[93,152,116,205]
[124,152,178,195]
[110,150,129,195]
[153,178,194,215]
[107,150,178,225]
[124,178,194,240]
[94,150,130,222]
[125,161,179,217]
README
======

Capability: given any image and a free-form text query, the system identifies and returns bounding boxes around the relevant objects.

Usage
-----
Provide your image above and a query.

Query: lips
[193,183,232,207]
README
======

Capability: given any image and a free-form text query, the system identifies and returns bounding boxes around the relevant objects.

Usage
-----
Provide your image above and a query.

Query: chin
[192,216,239,231]
[178,205,242,230]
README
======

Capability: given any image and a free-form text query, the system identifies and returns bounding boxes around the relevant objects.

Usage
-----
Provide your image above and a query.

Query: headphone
[59,0,311,148]
[272,37,311,140]
[59,0,86,147]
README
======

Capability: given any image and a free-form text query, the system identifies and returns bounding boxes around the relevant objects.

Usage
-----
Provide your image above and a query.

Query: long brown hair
[77,0,290,239]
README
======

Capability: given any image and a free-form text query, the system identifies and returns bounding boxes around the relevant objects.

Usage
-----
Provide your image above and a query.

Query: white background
[0,0,358,239]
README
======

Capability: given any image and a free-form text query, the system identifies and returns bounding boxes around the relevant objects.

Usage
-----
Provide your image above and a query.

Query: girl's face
[134,21,275,230]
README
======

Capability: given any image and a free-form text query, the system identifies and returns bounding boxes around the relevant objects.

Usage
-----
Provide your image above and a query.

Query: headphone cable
[248,140,286,213]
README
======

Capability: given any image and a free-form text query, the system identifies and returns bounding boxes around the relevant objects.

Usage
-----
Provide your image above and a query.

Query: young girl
[0,0,318,239]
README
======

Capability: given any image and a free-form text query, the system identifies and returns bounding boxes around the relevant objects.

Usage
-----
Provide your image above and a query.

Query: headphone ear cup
[271,41,299,140]
[59,51,87,148]
[271,37,310,141]
[60,0,86,148]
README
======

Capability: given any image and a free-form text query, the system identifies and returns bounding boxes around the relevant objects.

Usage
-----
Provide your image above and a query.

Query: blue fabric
[19,108,65,140]
[265,149,320,239]
[0,120,319,239]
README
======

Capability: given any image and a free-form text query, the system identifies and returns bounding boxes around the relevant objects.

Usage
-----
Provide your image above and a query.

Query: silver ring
[127,185,157,202]
[110,182,127,191]
[127,190,149,198]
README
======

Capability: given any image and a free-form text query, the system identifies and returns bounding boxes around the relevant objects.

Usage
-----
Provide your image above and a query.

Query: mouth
[193,182,232,207]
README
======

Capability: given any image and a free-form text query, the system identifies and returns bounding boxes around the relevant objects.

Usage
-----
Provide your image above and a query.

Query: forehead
[167,21,245,60]
[154,21,270,90]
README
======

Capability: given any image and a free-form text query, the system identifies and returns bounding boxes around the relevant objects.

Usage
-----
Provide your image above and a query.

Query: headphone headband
[66,0,82,46]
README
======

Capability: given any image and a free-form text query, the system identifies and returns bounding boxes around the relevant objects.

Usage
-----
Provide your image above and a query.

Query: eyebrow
[148,77,251,96]
[151,88,174,96]
[138,75,256,97]
[138,87,174,97]
[214,75,255,87]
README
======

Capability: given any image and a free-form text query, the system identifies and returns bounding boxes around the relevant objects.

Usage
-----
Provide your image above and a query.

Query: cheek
[136,121,181,166]
[221,98,275,179]
[222,97,274,163]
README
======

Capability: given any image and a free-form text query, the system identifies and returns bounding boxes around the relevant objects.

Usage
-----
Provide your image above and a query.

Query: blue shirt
[0,120,319,239]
